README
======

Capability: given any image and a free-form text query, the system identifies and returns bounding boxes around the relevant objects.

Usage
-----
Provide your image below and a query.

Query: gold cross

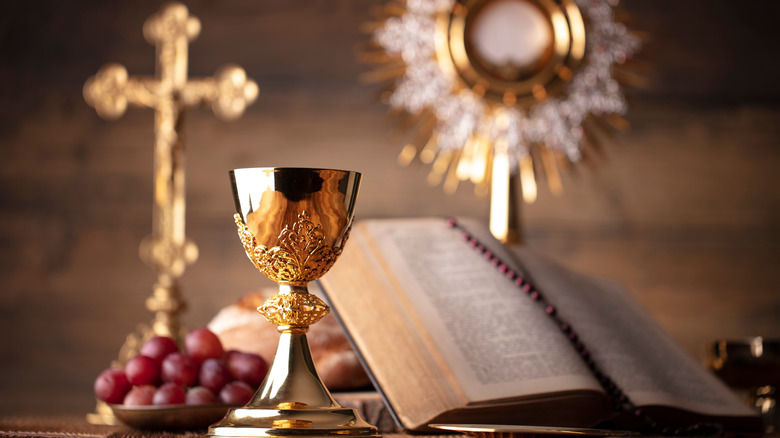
[83,3,258,345]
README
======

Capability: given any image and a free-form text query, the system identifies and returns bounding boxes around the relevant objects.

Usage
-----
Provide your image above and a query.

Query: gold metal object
[234,212,346,285]
[85,401,120,427]
[207,168,378,438]
[83,0,257,354]
[436,0,585,107]
[83,2,257,425]
[367,0,642,242]
[442,0,580,239]
[372,0,586,242]
[708,337,780,433]
[490,162,522,245]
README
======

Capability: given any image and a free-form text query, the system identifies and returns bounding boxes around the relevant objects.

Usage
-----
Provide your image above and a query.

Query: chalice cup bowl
[207,167,379,438]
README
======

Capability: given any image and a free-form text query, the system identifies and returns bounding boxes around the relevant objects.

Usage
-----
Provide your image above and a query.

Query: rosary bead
[484,250,493,260]
[514,277,524,287]
[498,263,507,273]
[560,323,571,333]
[446,218,456,227]
[545,305,556,315]
[522,283,531,292]
[529,291,540,300]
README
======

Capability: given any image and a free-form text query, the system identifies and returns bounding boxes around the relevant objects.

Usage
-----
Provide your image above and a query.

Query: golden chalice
[207,167,379,438]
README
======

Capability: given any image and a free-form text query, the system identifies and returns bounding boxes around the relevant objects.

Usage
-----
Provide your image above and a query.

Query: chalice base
[207,330,380,438]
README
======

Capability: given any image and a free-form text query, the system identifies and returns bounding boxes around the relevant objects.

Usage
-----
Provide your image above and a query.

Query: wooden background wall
[0,0,778,415]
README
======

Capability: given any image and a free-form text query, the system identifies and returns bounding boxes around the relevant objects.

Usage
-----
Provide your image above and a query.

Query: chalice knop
[207,167,378,438]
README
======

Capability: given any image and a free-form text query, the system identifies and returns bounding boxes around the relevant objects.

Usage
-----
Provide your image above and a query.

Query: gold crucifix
[84,3,258,353]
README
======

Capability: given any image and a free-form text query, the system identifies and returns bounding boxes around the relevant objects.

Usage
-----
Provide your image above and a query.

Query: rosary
[446,218,726,436]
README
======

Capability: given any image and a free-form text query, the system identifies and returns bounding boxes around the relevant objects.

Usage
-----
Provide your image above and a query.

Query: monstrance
[362,0,642,242]
[83,2,258,424]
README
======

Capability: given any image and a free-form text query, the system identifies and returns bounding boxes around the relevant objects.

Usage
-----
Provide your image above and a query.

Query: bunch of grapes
[93,327,268,407]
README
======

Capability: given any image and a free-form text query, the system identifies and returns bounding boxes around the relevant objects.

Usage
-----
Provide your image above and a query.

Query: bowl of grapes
[93,327,268,430]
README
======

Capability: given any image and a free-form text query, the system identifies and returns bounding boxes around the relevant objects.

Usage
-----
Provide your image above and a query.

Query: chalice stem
[207,287,379,437]
[248,329,338,409]
[249,283,338,408]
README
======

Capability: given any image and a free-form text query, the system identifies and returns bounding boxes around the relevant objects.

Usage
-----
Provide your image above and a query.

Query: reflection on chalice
[207,167,379,438]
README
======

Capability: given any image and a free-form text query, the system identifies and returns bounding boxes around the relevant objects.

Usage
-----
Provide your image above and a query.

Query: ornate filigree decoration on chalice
[235,211,346,285]
[234,211,340,327]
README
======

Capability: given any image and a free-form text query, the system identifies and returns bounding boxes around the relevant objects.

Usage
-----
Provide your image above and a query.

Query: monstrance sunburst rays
[360,0,644,242]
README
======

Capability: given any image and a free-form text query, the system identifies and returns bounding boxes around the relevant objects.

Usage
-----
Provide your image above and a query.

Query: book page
[362,218,602,403]
[515,249,755,417]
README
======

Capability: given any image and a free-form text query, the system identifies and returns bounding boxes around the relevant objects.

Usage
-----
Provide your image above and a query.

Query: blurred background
[0,0,778,415]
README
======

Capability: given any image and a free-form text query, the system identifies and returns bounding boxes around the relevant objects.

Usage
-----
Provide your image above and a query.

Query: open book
[317,217,760,434]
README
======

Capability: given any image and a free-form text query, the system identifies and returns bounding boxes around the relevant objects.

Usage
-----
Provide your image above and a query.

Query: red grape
[219,381,255,405]
[199,358,232,393]
[186,386,218,405]
[94,368,131,404]
[223,349,241,362]
[123,385,156,406]
[161,352,199,386]
[140,336,179,364]
[227,352,268,387]
[124,355,160,386]
[153,382,186,405]
[185,327,224,364]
